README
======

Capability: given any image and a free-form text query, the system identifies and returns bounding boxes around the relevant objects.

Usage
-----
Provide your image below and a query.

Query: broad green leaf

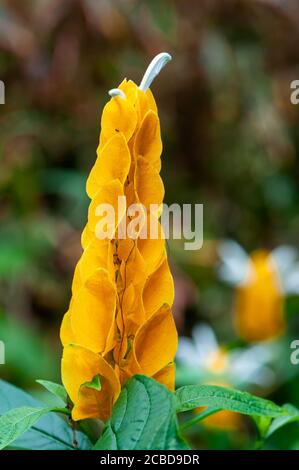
[36,380,67,405]
[180,406,221,431]
[266,404,299,438]
[175,384,285,418]
[0,406,52,450]
[94,375,188,450]
[0,379,91,450]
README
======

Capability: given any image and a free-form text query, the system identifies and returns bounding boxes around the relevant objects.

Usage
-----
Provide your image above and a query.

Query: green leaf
[266,404,299,438]
[175,384,285,418]
[94,375,189,450]
[252,415,272,438]
[180,406,221,431]
[80,375,101,392]
[36,380,67,405]
[0,406,52,450]
[0,379,91,450]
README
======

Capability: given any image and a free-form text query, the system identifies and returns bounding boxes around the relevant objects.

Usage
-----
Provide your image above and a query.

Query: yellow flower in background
[197,408,241,431]
[196,378,242,431]
[195,349,241,431]
[60,53,178,421]
[235,250,284,342]
[218,241,299,342]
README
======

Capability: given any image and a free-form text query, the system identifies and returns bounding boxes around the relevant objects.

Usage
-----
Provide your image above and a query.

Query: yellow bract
[60,79,177,421]
[234,250,285,342]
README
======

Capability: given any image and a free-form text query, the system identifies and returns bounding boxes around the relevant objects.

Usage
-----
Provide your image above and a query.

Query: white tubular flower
[139,52,172,91]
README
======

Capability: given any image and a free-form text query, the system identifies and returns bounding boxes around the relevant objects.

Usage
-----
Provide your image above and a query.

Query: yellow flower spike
[119,243,147,288]
[118,80,138,109]
[71,262,83,294]
[99,94,137,147]
[87,179,125,240]
[153,363,176,391]
[78,238,112,286]
[135,88,158,124]
[142,258,174,318]
[61,344,120,421]
[234,250,285,342]
[68,239,112,296]
[81,224,93,250]
[134,110,162,172]
[128,304,178,378]
[122,282,146,332]
[118,52,167,123]
[69,270,116,353]
[143,88,158,114]
[137,224,166,274]
[60,309,74,346]
[134,156,165,209]
[119,79,156,125]
[61,52,176,421]
[86,133,131,199]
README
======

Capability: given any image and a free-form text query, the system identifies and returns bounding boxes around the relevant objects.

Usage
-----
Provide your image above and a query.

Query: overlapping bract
[60,80,177,421]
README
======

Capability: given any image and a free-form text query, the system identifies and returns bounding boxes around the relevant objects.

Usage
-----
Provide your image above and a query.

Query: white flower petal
[176,337,201,366]
[229,345,277,387]
[192,324,219,361]
[283,264,299,295]
[271,246,298,275]
[218,239,250,286]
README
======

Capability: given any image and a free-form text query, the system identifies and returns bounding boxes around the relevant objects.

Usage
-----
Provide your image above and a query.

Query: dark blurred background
[1,0,299,449]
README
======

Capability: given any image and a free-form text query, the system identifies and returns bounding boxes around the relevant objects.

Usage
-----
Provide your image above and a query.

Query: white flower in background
[218,240,299,292]
[218,241,299,342]
[176,323,277,390]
